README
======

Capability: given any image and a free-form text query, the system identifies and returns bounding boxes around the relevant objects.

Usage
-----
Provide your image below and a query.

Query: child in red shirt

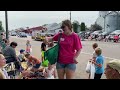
[25,53,41,72]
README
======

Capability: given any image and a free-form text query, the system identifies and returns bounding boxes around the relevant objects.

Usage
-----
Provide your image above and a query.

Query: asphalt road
[9,36,120,79]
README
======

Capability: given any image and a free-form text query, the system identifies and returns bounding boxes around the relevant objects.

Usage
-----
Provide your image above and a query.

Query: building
[96,11,120,33]
[44,23,62,35]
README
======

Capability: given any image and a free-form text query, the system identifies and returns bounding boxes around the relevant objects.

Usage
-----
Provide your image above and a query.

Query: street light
[5,11,9,40]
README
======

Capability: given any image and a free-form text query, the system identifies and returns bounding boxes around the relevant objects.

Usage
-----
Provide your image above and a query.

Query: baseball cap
[107,59,120,73]
[20,49,25,53]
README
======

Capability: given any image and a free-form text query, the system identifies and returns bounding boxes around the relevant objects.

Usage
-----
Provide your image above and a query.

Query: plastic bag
[86,61,91,73]
[42,60,49,67]
[90,64,95,79]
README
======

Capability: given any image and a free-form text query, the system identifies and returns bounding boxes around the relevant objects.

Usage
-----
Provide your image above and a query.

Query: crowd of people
[0,20,120,79]
[88,34,120,43]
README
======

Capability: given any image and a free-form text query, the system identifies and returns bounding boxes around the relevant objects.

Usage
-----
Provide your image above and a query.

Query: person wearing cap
[18,49,26,62]
[105,60,120,79]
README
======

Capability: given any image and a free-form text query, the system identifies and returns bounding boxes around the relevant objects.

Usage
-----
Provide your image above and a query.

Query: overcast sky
[0,11,99,30]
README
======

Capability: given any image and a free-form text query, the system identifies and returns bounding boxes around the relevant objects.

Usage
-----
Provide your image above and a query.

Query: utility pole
[70,11,71,22]
[5,11,9,40]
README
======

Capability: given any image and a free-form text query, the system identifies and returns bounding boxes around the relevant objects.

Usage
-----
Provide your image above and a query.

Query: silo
[99,11,109,17]
[105,11,120,33]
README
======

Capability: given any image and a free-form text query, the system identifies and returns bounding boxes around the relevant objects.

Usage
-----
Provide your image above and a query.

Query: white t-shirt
[0,68,10,79]
[93,51,97,58]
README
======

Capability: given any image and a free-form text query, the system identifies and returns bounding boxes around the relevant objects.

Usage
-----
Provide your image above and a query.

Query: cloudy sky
[0,11,99,30]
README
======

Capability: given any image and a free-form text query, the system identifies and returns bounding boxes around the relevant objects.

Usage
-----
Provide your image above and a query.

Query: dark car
[19,33,27,38]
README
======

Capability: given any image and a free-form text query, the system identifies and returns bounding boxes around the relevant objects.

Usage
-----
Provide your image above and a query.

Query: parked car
[19,33,27,38]
[11,32,17,36]
[35,33,46,41]
[110,30,120,35]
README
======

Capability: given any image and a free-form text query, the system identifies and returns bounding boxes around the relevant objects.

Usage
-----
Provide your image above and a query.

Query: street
[9,36,120,79]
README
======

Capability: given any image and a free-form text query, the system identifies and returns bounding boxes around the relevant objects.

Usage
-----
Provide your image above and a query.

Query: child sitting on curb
[18,49,26,62]
[25,53,42,72]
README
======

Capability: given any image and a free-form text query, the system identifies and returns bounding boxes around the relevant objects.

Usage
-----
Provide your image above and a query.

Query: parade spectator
[41,39,47,62]
[3,42,18,63]
[0,54,10,79]
[4,39,10,46]
[25,53,42,72]
[91,48,104,79]
[18,49,26,62]
[88,43,98,79]
[26,40,32,54]
[104,60,120,79]
[45,20,82,79]
[114,35,119,43]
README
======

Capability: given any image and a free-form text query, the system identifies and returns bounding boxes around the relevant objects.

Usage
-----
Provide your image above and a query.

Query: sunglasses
[61,25,66,29]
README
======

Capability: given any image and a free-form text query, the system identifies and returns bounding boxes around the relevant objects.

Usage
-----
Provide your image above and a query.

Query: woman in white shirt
[0,54,10,79]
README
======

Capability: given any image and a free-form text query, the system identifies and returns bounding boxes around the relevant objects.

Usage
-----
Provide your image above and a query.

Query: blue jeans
[33,63,41,69]
[56,62,76,71]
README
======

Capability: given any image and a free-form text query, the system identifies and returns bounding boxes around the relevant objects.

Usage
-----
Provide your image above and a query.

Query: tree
[73,21,79,33]
[0,21,4,32]
[90,23,102,31]
[80,22,86,31]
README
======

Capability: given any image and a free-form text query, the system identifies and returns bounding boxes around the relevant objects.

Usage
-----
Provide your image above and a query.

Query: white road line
[81,52,120,60]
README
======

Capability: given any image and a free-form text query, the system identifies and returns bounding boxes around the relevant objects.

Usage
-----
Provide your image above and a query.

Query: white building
[96,11,120,33]
[44,23,62,35]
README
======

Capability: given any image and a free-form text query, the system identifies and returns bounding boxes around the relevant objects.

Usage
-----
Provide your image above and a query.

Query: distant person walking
[26,40,32,54]
[45,20,82,79]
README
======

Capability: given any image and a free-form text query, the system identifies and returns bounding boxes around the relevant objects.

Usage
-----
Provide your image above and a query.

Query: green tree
[0,21,4,32]
[90,23,102,31]
[80,22,85,31]
[73,21,79,33]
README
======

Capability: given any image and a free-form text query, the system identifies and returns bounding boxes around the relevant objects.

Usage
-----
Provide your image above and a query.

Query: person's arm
[53,68,57,79]
[44,33,60,45]
[74,49,81,64]
[74,34,82,64]
[92,61,102,67]
[92,58,102,68]
[44,37,53,45]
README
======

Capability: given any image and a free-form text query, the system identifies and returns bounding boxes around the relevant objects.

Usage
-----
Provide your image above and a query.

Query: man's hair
[95,48,102,56]
[10,42,17,47]
[92,43,98,49]
[4,39,8,43]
